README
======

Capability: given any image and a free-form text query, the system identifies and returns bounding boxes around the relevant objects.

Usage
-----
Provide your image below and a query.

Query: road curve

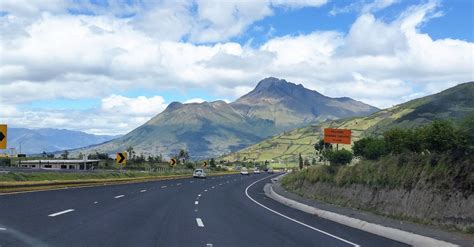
[0,173,407,247]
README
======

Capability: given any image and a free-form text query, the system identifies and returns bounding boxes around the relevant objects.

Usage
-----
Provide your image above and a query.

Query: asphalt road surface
[0,173,407,247]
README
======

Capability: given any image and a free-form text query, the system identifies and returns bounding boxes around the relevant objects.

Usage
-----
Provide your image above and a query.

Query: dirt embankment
[284,179,474,231]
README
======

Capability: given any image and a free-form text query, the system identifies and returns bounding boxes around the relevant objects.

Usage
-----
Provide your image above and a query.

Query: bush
[325,149,353,166]
[353,137,388,160]
[421,120,458,153]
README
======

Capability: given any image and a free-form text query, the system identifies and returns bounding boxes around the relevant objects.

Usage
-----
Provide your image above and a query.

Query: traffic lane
[197,173,353,247]
[199,174,407,247]
[0,173,234,218]
[246,175,408,247]
[0,174,236,247]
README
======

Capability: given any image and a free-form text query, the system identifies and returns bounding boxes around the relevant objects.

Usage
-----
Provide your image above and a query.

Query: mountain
[231,77,378,128]
[73,77,378,158]
[4,128,120,155]
[222,81,474,162]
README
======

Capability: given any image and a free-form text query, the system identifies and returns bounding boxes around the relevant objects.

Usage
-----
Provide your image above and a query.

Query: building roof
[21,159,100,164]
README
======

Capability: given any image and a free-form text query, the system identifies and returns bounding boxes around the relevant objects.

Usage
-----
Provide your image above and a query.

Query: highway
[0,174,407,247]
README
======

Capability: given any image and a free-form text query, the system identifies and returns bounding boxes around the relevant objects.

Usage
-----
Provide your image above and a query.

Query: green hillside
[72,77,377,159]
[222,81,474,163]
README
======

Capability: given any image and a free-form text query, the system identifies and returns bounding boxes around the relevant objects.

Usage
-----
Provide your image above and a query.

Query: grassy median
[0,170,238,193]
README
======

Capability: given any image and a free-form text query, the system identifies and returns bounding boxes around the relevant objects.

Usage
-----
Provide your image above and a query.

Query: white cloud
[101,95,167,116]
[330,0,399,16]
[1,0,473,135]
[183,98,206,104]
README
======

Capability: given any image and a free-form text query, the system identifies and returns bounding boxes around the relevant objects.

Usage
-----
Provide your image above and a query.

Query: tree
[311,157,316,165]
[61,150,69,159]
[210,158,216,168]
[42,151,47,158]
[422,120,458,153]
[384,128,409,154]
[314,139,332,153]
[298,153,303,170]
[353,137,388,160]
[304,158,310,166]
[178,149,189,164]
[326,149,353,166]
[126,146,135,160]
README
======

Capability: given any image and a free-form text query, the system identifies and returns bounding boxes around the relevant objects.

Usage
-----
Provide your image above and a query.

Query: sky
[0,0,473,135]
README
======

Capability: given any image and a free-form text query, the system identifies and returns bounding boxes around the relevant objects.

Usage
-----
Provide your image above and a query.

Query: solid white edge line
[114,195,125,198]
[48,209,75,217]
[0,227,6,230]
[196,218,204,227]
[245,176,360,247]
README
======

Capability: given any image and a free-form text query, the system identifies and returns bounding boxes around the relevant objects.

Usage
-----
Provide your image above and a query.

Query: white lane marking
[195,201,199,205]
[196,218,204,227]
[140,190,147,193]
[0,228,6,231]
[219,184,222,186]
[211,186,215,189]
[93,201,98,204]
[198,194,201,197]
[177,183,182,186]
[206,244,213,247]
[245,176,360,247]
[114,195,125,199]
[48,209,75,217]
[161,186,167,188]
[190,181,194,183]
[204,189,208,192]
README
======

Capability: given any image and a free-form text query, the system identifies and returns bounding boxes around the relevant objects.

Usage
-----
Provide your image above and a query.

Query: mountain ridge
[71,77,379,158]
[222,81,474,162]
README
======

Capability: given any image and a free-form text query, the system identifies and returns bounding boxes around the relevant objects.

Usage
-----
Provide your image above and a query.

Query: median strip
[48,209,75,217]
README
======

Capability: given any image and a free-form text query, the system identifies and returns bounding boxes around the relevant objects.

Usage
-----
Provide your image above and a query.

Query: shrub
[353,137,388,160]
[326,149,353,166]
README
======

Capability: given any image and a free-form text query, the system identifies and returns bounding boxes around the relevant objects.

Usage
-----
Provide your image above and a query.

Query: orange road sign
[0,125,7,149]
[324,128,351,144]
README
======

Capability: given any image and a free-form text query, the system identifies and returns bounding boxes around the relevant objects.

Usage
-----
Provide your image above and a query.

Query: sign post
[0,124,7,150]
[324,128,351,146]
[169,158,177,172]
[116,152,127,170]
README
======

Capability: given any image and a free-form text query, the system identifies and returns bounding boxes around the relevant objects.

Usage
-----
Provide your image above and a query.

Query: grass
[0,170,239,193]
[282,153,473,194]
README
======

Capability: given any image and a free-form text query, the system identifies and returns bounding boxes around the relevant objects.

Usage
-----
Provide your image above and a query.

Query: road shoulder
[266,177,473,247]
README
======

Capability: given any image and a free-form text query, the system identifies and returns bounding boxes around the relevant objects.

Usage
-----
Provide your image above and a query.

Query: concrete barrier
[265,179,458,247]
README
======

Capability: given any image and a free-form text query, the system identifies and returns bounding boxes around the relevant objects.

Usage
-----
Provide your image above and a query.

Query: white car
[253,169,261,174]
[240,168,250,175]
[267,168,274,174]
[193,169,206,179]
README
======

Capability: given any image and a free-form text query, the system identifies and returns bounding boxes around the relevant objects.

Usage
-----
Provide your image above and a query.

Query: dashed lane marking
[48,209,75,217]
[114,195,125,199]
[196,218,204,227]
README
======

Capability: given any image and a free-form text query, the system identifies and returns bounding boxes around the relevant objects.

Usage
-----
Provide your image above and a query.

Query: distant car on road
[267,168,274,174]
[253,169,261,174]
[193,169,206,179]
[241,168,250,175]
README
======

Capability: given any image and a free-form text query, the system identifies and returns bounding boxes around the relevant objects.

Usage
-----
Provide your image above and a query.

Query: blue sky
[0,0,473,134]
